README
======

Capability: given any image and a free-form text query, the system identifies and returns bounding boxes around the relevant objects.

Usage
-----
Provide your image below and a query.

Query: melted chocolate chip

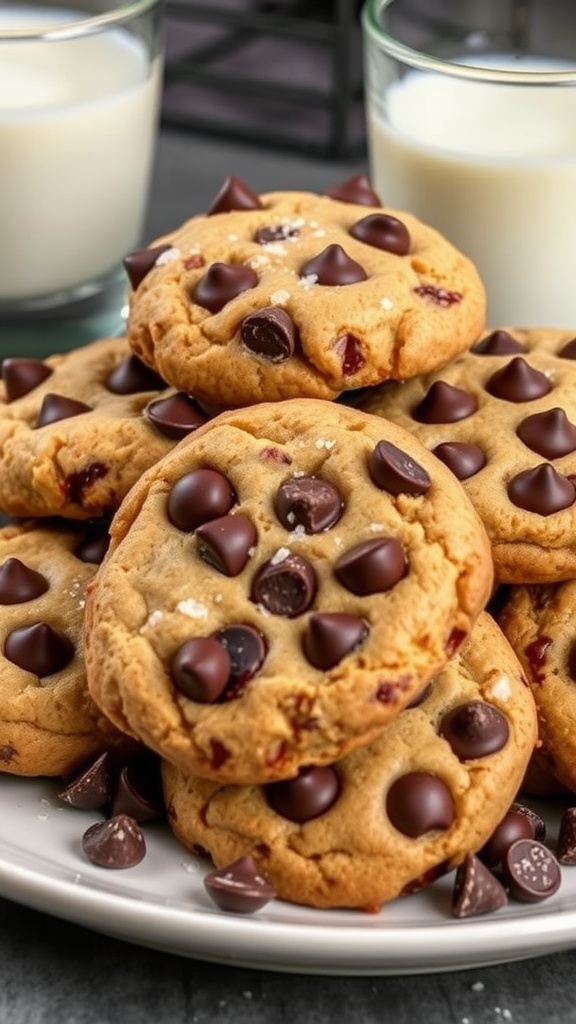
[507,463,575,515]
[440,701,509,760]
[251,552,317,617]
[2,357,53,401]
[323,174,381,206]
[557,337,576,359]
[472,329,525,356]
[211,624,267,694]
[516,407,576,458]
[172,636,231,703]
[111,756,164,822]
[106,354,165,395]
[452,853,508,918]
[368,439,431,496]
[82,814,146,869]
[4,622,74,676]
[167,469,236,532]
[193,262,258,313]
[204,855,275,914]
[74,527,111,565]
[240,306,298,362]
[0,558,49,604]
[557,807,576,864]
[502,838,561,902]
[332,333,365,375]
[432,441,486,480]
[300,244,367,286]
[275,476,342,533]
[334,537,407,596]
[303,612,368,670]
[123,243,173,290]
[64,463,107,506]
[479,810,534,867]
[254,223,300,244]
[412,381,477,424]
[266,765,341,823]
[349,213,410,255]
[59,751,115,810]
[206,175,263,215]
[195,513,256,576]
[145,393,209,440]
[486,356,551,402]
[35,393,92,428]
[386,771,454,837]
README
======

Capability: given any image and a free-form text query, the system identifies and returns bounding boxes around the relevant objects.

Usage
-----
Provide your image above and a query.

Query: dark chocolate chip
[167,468,236,532]
[479,810,534,867]
[432,441,486,480]
[0,558,49,604]
[472,329,525,355]
[171,636,231,703]
[368,439,431,496]
[412,381,477,424]
[440,701,509,760]
[240,306,298,362]
[2,357,52,401]
[110,756,164,822]
[386,771,454,837]
[4,622,74,676]
[405,682,433,708]
[568,639,576,681]
[324,174,381,206]
[556,806,576,864]
[123,243,173,290]
[211,624,267,694]
[204,855,275,913]
[35,393,92,428]
[507,463,575,515]
[195,514,256,576]
[334,537,407,596]
[266,765,341,823]
[254,224,299,244]
[486,356,551,402]
[206,175,263,215]
[275,476,343,533]
[106,354,165,395]
[349,213,410,255]
[502,838,561,902]
[193,262,258,313]
[332,333,365,375]
[452,853,508,918]
[74,527,111,565]
[59,751,115,810]
[82,814,146,869]
[516,407,576,458]
[510,801,546,842]
[300,244,367,286]
[145,392,209,440]
[557,337,576,359]
[251,552,317,617]
[303,612,368,670]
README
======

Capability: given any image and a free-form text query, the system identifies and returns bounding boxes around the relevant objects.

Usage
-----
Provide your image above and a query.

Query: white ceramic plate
[1,772,575,976]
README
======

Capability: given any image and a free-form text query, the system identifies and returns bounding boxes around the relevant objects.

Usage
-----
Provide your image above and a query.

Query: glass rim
[0,0,162,40]
[362,0,576,85]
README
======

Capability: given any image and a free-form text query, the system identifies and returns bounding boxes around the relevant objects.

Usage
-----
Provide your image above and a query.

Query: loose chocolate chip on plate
[106,354,165,395]
[167,468,236,532]
[386,771,454,838]
[303,612,368,670]
[516,408,576,459]
[82,814,146,869]
[557,807,576,864]
[502,838,561,902]
[60,751,116,810]
[486,356,551,402]
[240,306,299,362]
[204,855,275,914]
[123,243,173,290]
[324,174,381,206]
[0,558,48,604]
[472,329,525,355]
[349,213,410,255]
[251,552,317,617]
[412,381,477,424]
[2,357,53,401]
[334,537,407,596]
[275,476,343,533]
[432,441,486,480]
[206,175,263,215]
[440,700,509,760]
[196,513,256,576]
[510,801,546,842]
[4,622,74,676]
[266,765,341,823]
[300,244,367,286]
[193,262,258,314]
[145,392,209,440]
[172,636,231,703]
[507,463,576,515]
[452,853,508,918]
[368,439,431,496]
[111,755,164,822]
[479,809,535,867]
[35,393,92,428]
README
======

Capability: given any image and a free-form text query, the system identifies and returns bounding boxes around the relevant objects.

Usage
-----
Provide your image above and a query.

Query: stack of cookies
[3,172,567,914]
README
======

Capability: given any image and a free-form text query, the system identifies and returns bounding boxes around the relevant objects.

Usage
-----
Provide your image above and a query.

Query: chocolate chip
[323,174,381,206]
[82,814,146,869]
[452,853,508,918]
[507,463,575,515]
[193,262,258,313]
[303,612,368,670]
[275,476,343,533]
[4,622,74,676]
[386,772,454,837]
[172,636,231,703]
[516,407,576,458]
[332,333,365,375]
[64,464,108,506]
[254,223,300,244]
[349,213,410,255]
[251,552,317,617]
[556,807,576,864]
[300,244,367,286]
[0,558,49,604]
[204,855,275,913]
[510,801,546,842]
[74,526,111,565]
[145,392,209,440]
[479,810,534,867]
[486,356,552,402]
[368,439,431,496]
[196,513,256,576]
[240,306,298,362]
[167,468,236,532]
[105,354,165,394]
[412,381,477,423]
[2,357,53,401]
[35,393,92,428]
[568,639,576,681]
[206,175,263,215]
[123,243,173,290]
[440,701,509,760]
[211,624,267,695]
[502,838,561,902]
[266,765,341,823]
[110,755,164,822]
[432,441,486,480]
[557,337,576,359]
[334,537,407,596]
[472,329,525,355]
[405,682,433,708]
[60,751,115,810]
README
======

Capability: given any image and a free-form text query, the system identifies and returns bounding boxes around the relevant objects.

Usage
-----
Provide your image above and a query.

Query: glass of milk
[362,0,576,328]
[0,0,164,337]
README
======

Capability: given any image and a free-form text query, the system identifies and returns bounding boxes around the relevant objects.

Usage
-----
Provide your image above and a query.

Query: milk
[0,7,162,304]
[367,58,576,327]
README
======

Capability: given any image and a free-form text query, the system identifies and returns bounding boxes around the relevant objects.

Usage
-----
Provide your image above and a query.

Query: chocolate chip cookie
[84,398,493,785]
[361,328,576,583]
[124,176,486,407]
[162,612,537,910]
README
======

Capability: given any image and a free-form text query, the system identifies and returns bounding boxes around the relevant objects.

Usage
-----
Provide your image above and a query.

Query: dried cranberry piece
[332,333,365,375]
[414,284,462,306]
